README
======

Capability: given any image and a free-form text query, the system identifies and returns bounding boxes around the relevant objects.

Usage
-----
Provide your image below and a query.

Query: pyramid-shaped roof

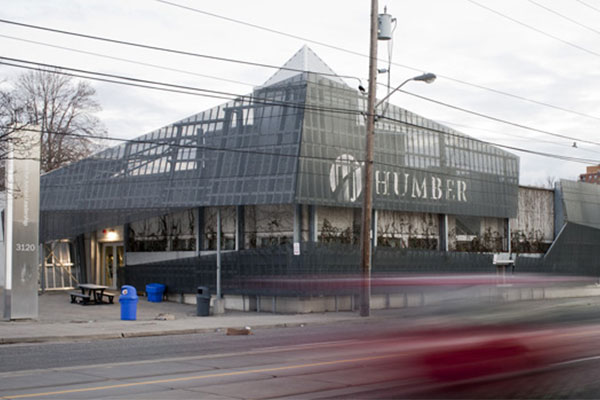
[261,45,348,87]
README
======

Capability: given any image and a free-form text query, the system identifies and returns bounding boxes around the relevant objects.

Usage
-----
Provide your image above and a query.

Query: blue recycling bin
[145,283,166,302]
[119,285,139,320]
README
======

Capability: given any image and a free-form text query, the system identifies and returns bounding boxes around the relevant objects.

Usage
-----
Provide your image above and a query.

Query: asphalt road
[2,297,600,399]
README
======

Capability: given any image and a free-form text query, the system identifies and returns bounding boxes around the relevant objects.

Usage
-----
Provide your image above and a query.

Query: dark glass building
[39,47,600,310]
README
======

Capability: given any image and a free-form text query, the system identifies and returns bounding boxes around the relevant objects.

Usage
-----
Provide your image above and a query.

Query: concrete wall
[168,285,600,314]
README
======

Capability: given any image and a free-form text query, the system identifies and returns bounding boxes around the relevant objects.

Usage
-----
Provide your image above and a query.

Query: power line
[3,17,600,125]
[576,0,600,13]
[0,57,365,120]
[0,59,241,102]
[152,2,600,123]
[398,89,600,147]
[154,0,371,66]
[6,27,599,136]
[0,18,363,85]
[467,0,600,58]
[32,125,595,188]
[0,61,371,141]
[436,118,600,154]
[3,55,598,165]
[528,0,600,37]
[19,104,597,168]
[380,115,598,164]
[435,74,600,123]
[5,54,598,150]
[0,33,366,96]
[0,34,255,88]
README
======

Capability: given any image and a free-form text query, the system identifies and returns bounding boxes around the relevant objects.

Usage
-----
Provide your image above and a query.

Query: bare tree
[0,70,106,173]
[535,176,559,189]
[0,82,26,160]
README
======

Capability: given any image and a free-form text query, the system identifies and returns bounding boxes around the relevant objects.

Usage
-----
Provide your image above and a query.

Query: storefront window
[203,207,236,251]
[244,205,293,249]
[128,210,196,252]
[376,210,438,250]
[448,215,505,252]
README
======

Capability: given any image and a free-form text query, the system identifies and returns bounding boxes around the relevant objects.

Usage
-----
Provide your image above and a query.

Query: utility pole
[360,0,379,317]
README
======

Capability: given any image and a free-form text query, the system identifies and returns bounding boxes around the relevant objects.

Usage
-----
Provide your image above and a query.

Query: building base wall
[124,233,600,309]
[166,284,600,314]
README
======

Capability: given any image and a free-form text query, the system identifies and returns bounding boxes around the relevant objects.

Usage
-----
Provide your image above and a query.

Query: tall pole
[360,0,379,317]
[216,208,221,299]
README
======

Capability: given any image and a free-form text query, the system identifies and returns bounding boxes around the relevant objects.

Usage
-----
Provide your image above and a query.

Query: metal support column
[439,214,448,251]
[216,208,221,299]
[372,209,378,249]
[293,204,302,244]
[236,205,244,251]
[309,205,317,242]
[506,218,512,254]
[196,207,203,254]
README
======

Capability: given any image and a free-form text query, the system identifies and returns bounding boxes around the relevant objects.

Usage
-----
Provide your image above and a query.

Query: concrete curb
[0,319,357,345]
[0,334,123,345]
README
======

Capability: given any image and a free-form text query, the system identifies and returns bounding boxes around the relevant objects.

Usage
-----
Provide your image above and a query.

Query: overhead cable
[0,18,362,84]
[2,56,598,164]
[150,2,600,123]
[528,0,600,36]
[575,0,600,13]
[467,0,600,58]
[2,17,600,123]
[399,89,600,147]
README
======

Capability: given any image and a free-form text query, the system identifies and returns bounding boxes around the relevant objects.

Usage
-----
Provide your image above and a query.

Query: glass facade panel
[41,76,307,240]
[295,75,519,219]
[40,58,518,242]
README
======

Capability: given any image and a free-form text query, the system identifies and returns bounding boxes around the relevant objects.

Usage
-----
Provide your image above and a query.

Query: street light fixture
[375,72,436,109]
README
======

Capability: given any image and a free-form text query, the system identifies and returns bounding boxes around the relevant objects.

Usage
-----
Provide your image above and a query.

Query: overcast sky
[2,0,600,186]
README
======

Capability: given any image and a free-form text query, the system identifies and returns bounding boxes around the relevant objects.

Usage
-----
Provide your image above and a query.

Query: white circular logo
[329,154,363,202]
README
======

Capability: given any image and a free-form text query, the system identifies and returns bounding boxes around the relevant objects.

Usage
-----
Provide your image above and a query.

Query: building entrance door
[101,243,124,289]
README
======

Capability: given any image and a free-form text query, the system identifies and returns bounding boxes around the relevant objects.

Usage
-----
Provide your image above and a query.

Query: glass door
[101,243,124,289]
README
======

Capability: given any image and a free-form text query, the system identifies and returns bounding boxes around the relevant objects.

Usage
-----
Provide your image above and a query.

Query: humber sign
[329,154,468,204]
[374,170,467,202]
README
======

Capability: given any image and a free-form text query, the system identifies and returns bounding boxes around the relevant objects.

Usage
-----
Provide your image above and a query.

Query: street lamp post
[359,11,436,317]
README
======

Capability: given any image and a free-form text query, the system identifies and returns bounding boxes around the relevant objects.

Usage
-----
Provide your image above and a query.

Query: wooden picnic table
[70,284,115,305]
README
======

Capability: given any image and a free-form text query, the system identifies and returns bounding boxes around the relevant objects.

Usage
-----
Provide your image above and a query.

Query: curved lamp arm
[375,72,436,109]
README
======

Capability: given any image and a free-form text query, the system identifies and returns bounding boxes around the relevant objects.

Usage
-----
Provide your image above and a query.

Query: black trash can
[196,286,210,316]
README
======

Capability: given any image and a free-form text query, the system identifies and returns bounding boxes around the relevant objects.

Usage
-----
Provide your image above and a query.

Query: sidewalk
[2,282,600,345]
[0,290,362,345]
